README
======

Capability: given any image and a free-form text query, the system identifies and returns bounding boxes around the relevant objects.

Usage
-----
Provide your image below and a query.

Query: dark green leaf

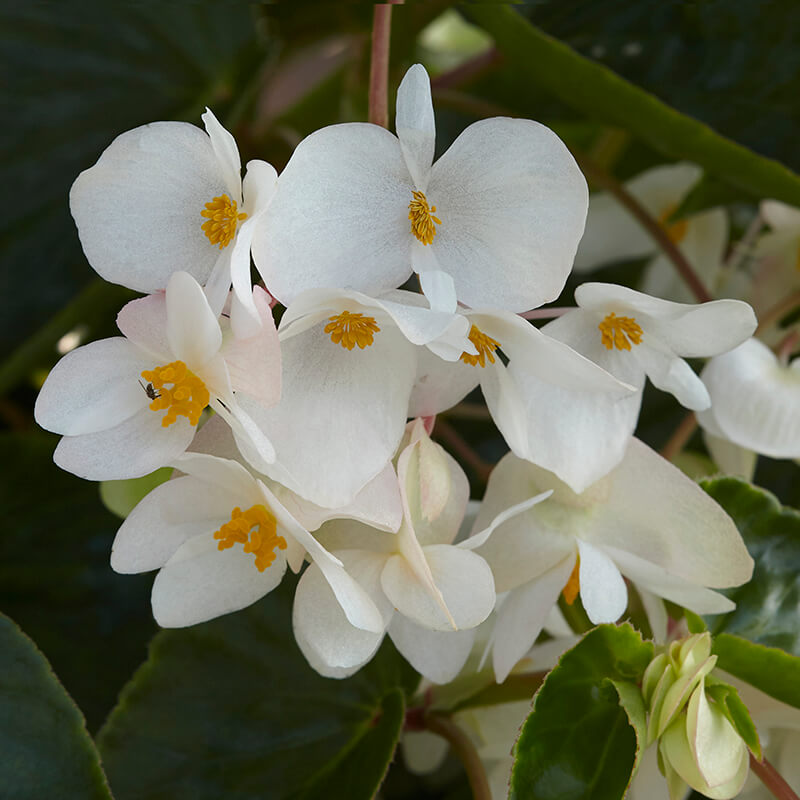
[0,614,112,800]
[464,6,800,206]
[0,3,267,362]
[700,477,800,655]
[0,431,157,732]
[97,576,420,799]
[704,674,761,759]
[510,623,654,800]
[712,633,800,711]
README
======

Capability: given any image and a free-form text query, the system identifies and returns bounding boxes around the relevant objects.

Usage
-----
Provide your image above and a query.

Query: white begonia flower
[574,162,728,303]
[253,63,588,313]
[110,451,384,632]
[35,272,280,481]
[234,290,421,510]
[749,200,800,314]
[70,109,277,337]
[292,420,496,683]
[697,337,800,459]
[472,282,756,494]
[463,439,753,683]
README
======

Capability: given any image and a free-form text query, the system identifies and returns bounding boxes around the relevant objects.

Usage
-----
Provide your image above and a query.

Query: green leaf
[0,614,112,800]
[100,468,172,519]
[712,633,800,711]
[700,477,800,655]
[0,3,267,364]
[97,576,420,799]
[704,675,761,759]
[510,624,654,800]
[0,431,157,732]
[464,6,800,206]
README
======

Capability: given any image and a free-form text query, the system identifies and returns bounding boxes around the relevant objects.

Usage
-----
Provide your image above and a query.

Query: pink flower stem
[776,327,800,365]
[750,754,800,800]
[368,3,402,128]
[659,411,698,462]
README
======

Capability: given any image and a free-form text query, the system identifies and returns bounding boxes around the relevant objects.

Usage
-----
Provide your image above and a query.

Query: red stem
[519,306,573,320]
[750,754,800,800]
[368,4,400,128]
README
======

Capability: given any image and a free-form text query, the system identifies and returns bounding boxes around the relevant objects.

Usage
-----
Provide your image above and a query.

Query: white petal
[242,159,278,216]
[292,559,385,670]
[239,316,416,508]
[70,121,229,291]
[152,531,286,627]
[761,199,800,230]
[54,407,195,481]
[408,345,479,417]
[35,338,152,435]
[171,451,259,499]
[388,614,475,684]
[116,293,171,359]
[609,548,735,615]
[220,286,281,408]
[165,271,222,369]
[591,438,754,589]
[395,63,435,188]
[700,424,758,480]
[418,269,457,314]
[701,338,800,458]
[427,117,588,310]
[632,340,711,410]
[491,556,575,683]
[201,108,242,202]
[576,539,628,624]
[252,123,414,305]
[110,475,234,574]
[227,217,261,338]
[461,490,553,551]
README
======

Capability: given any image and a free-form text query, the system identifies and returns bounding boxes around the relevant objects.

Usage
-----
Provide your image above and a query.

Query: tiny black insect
[138,380,161,400]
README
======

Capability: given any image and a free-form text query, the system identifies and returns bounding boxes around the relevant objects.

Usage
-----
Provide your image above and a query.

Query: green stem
[424,713,492,800]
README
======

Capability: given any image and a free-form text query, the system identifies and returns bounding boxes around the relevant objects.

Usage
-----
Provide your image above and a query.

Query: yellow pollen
[324,311,381,350]
[140,360,210,427]
[598,313,643,351]
[201,194,247,249]
[562,556,580,605]
[460,325,501,367]
[658,204,688,244]
[213,505,287,572]
[408,190,441,245]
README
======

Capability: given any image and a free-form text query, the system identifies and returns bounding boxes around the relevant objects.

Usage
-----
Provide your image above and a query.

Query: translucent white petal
[227,216,261,338]
[54,407,194,481]
[110,475,234,574]
[220,286,281,408]
[152,531,286,627]
[165,271,222,369]
[292,560,385,670]
[70,121,228,291]
[239,316,416,508]
[408,345,479,417]
[491,556,575,682]
[700,424,757,480]
[632,340,710,410]
[427,117,588,310]
[701,338,800,458]
[172,451,260,500]
[242,159,278,216]
[426,545,496,629]
[590,438,754,589]
[761,199,800,231]
[34,338,152,436]
[201,108,242,202]
[395,63,435,188]
[418,269,457,314]
[609,547,736,615]
[116,293,171,360]
[576,539,628,624]
[252,123,414,305]
[388,614,475,684]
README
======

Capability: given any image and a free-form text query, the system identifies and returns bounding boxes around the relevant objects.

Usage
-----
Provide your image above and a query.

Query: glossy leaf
[0,614,112,800]
[98,576,420,799]
[700,477,800,655]
[464,6,800,206]
[510,624,653,800]
[0,432,156,732]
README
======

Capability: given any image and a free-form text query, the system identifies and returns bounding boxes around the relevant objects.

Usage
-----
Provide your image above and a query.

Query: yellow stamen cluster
[324,311,381,350]
[460,325,501,367]
[214,504,287,572]
[201,194,247,249]
[408,190,441,245]
[140,361,210,427]
[598,313,643,351]
[658,204,688,244]
[562,556,580,605]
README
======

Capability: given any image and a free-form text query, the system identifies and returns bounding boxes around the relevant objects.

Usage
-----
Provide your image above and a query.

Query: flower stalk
[750,754,800,800]
[368,3,401,128]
